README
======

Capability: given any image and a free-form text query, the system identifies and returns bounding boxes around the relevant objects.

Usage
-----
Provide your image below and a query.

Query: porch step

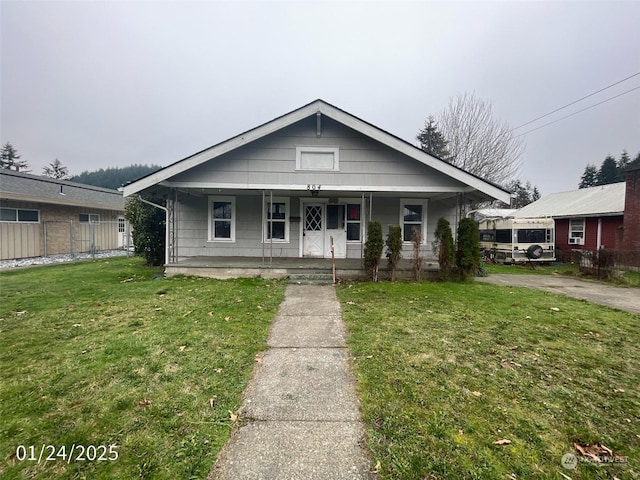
[287,273,335,285]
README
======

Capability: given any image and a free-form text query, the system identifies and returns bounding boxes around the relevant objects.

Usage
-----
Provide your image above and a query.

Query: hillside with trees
[71,164,162,190]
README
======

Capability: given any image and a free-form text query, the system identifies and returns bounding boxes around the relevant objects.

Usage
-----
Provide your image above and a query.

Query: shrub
[456,217,480,280]
[385,225,403,281]
[364,221,384,282]
[433,217,455,281]
[125,196,166,266]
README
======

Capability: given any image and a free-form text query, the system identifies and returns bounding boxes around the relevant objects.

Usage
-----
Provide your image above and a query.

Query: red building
[514,182,626,260]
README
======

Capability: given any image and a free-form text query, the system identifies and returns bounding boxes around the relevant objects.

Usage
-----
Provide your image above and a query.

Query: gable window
[79,213,100,223]
[296,146,339,171]
[346,204,361,241]
[209,196,235,242]
[569,218,585,245]
[0,207,40,223]
[264,197,289,242]
[400,199,428,243]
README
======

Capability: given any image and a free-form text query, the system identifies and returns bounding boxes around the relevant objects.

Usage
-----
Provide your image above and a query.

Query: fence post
[90,221,96,259]
[43,221,48,257]
[69,221,75,257]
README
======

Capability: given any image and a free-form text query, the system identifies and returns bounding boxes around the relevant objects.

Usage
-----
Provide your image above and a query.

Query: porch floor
[165,256,439,281]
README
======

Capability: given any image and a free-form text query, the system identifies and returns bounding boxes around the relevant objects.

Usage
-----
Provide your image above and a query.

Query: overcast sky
[2,0,639,195]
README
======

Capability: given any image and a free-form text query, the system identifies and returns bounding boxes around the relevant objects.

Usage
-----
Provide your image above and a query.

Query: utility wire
[514,85,640,138]
[511,71,640,131]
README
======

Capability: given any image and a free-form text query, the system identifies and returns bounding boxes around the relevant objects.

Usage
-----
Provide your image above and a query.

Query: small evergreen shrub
[433,217,455,281]
[456,217,481,280]
[125,196,166,266]
[411,227,424,282]
[364,221,384,282]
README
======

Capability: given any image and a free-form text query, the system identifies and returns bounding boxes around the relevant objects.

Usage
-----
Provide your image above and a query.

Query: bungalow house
[123,99,510,278]
[0,170,126,260]
[513,182,625,260]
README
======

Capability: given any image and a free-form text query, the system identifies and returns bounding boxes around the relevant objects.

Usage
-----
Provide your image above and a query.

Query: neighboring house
[0,170,126,260]
[514,182,625,257]
[123,99,509,278]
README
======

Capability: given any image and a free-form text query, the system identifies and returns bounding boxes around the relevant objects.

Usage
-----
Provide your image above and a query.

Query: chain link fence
[43,220,131,258]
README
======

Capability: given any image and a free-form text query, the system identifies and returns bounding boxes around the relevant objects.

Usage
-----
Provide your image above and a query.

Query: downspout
[136,195,170,265]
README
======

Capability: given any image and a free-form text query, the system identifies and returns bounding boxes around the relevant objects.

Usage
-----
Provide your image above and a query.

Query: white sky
[2,0,639,195]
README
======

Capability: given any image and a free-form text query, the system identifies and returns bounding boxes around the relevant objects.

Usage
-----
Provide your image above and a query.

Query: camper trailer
[479,217,556,264]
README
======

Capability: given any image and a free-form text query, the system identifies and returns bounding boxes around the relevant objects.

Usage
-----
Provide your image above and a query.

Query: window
[79,213,100,223]
[400,199,428,243]
[0,207,40,223]
[516,229,546,243]
[569,218,585,244]
[479,230,495,242]
[209,196,235,242]
[295,146,339,171]
[118,217,126,233]
[264,197,289,242]
[346,204,361,241]
[495,229,512,243]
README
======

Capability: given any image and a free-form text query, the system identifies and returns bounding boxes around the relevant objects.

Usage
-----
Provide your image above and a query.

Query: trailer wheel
[526,244,544,259]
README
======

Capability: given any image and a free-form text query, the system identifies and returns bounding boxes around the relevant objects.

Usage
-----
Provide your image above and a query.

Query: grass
[337,281,640,479]
[0,257,286,480]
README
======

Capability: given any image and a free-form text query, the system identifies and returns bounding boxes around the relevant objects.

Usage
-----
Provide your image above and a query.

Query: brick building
[0,170,126,260]
[619,165,640,256]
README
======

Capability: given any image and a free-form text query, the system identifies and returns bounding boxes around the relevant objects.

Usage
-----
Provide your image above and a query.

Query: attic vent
[60,185,66,196]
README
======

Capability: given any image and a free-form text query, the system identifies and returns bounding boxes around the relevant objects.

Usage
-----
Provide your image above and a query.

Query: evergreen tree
[532,186,541,202]
[630,152,640,168]
[505,179,539,208]
[0,142,30,172]
[579,164,598,188]
[455,218,480,280]
[616,150,631,182]
[416,116,450,160]
[364,221,384,282]
[597,156,619,185]
[125,196,166,266]
[42,158,70,179]
[385,225,403,281]
[71,164,161,189]
[433,217,455,281]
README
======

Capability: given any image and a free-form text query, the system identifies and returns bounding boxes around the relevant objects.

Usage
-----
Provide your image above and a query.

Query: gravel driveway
[477,274,640,315]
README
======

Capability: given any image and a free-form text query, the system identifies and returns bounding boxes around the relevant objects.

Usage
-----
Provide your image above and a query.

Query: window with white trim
[0,207,40,223]
[346,203,361,241]
[209,196,235,242]
[79,213,100,223]
[263,197,290,242]
[569,218,585,244]
[295,146,339,171]
[400,199,428,243]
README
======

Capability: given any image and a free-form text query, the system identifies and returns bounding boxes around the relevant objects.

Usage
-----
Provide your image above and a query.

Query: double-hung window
[264,197,289,242]
[0,207,39,223]
[400,199,428,243]
[209,196,235,242]
[346,204,361,241]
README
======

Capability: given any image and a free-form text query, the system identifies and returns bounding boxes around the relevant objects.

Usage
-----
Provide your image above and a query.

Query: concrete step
[287,273,335,285]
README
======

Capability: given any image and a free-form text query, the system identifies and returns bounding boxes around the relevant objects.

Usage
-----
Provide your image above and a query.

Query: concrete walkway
[208,285,376,480]
[477,274,640,315]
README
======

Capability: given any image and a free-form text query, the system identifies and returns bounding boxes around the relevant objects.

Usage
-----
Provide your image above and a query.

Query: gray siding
[170,117,463,191]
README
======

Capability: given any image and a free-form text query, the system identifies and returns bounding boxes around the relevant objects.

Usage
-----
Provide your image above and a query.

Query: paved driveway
[477,274,640,315]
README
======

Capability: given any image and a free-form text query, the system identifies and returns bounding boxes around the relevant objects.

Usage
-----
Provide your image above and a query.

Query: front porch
[165,256,440,282]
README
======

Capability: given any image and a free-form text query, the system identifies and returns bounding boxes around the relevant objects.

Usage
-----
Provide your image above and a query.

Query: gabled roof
[514,182,625,219]
[123,99,510,203]
[0,170,124,210]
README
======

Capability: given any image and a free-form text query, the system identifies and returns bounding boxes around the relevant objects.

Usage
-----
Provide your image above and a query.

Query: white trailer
[478,217,556,264]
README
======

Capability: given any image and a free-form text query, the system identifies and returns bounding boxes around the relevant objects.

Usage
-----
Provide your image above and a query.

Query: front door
[303,204,324,257]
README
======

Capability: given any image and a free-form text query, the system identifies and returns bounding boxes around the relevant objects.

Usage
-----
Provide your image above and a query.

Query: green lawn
[337,281,639,480]
[0,258,286,479]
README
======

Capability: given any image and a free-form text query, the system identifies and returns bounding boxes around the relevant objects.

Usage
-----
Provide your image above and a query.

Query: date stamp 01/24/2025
[14,444,119,464]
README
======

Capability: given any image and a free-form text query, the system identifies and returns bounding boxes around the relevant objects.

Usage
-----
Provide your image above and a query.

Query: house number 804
[307,184,321,191]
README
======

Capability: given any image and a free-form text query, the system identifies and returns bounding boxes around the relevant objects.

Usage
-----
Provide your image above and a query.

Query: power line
[514,85,640,138]
[511,71,640,131]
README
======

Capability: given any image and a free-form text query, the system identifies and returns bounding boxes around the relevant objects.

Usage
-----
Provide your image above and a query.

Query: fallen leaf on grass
[154,307,162,311]
[214,368,223,373]
[613,388,625,393]
[138,399,152,407]
[550,307,560,312]
[183,311,192,317]
[209,397,217,409]
[72,323,82,327]
[471,391,483,397]
[372,461,381,473]
[15,311,27,317]
[208,311,214,317]
[228,410,238,422]
[346,301,356,305]
[257,305,263,310]
[224,316,231,321]
[69,401,83,409]
[494,439,511,445]
[179,345,186,352]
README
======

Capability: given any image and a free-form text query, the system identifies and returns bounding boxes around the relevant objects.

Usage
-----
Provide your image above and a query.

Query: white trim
[262,196,290,243]
[400,198,429,244]
[208,196,236,242]
[123,100,510,203]
[568,218,585,245]
[295,146,340,171]
[160,181,476,194]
